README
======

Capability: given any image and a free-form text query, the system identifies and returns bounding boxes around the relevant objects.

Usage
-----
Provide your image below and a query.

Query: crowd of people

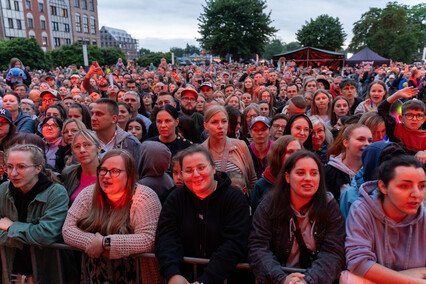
[0,56,425,284]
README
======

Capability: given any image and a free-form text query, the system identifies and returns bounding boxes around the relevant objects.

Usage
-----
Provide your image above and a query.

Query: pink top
[69,173,97,205]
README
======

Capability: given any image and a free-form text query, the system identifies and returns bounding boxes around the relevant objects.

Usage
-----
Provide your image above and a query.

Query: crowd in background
[0,56,425,284]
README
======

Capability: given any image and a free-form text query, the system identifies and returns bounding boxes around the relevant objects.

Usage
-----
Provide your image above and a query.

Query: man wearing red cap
[180,86,204,142]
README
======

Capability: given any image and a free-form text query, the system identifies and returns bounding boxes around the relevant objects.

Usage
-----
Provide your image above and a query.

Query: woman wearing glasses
[283,113,314,150]
[63,149,162,283]
[309,115,334,165]
[41,116,66,170]
[0,144,69,283]
[56,119,87,172]
[155,145,250,284]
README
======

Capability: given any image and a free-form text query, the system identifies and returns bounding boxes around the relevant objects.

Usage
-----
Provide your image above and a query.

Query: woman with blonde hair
[202,105,257,194]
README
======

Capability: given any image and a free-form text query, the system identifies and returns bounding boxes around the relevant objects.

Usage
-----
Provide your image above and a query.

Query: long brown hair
[77,149,137,235]
[327,124,369,158]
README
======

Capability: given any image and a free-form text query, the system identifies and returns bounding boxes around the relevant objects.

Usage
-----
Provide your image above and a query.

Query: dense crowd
[0,56,425,284]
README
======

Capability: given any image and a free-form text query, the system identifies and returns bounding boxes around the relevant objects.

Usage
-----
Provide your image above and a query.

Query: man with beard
[180,86,204,142]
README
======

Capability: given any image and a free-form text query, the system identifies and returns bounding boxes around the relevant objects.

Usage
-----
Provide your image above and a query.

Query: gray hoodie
[137,141,174,202]
[345,181,426,277]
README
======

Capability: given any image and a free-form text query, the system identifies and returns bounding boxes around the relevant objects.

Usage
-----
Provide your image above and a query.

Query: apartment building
[100,26,138,60]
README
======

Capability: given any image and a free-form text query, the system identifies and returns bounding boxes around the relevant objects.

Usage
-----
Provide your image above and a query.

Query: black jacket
[155,172,250,284]
[248,194,345,284]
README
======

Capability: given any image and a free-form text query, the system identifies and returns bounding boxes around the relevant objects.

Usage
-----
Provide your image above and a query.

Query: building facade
[100,26,138,60]
[0,0,99,50]
[69,0,99,46]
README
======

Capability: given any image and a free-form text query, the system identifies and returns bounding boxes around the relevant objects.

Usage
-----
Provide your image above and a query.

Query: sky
[98,0,420,53]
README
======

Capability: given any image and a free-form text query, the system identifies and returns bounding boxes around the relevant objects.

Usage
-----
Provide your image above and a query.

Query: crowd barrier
[0,243,306,284]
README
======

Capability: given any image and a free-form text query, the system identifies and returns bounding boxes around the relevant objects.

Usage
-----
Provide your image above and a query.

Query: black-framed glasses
[42,124,59,129]
[403,113,425,121]
[98,167,126,177]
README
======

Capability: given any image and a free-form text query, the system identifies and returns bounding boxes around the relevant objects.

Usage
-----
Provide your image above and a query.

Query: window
[6,0,11,9]
[16,19,22,29]
[90,16,95,34]
[54,37,60,47]
[38,2,44,12]
[42,36,48,46]
[50,5,57,15]
[83,15,88,33]
[29,34,35,39]
[88,0,94,11]
[41,19,46,30]
[52,21,59,31]
[73,0,79,7]
[14,1,20,11]
[64,23,70,32]
[75,14,81,32]
[81,0,87,9]
[28,18,34,28]
[25,0,31,10]
[8,18,14,29]
[62,8,68,17]
[65,38,71,45]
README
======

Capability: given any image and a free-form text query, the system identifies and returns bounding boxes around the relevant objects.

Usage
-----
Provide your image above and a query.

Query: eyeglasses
[403,113,425,121]
[42,98,59,104]
[98,167,126,177]
[272,124,286,130]
[0,122,9,127]
[293,127,312,134]
[42,124,59,129]
[182,164,210,176]
[181,97,196,103]
[312,130,325,136]
[6,164,37,173]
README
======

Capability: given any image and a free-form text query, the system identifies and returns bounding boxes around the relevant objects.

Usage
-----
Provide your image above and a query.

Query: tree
[198,0,277,59]
[47,43,126,68]
[170,47,185,57]
[139,47,152,57]
[282,42,301,53]
[137,52,175,67]
[184,44,200,55]
[262,38,285,60]
[0,38,48,70]
[349,2,426,63]
[296,14,346,51]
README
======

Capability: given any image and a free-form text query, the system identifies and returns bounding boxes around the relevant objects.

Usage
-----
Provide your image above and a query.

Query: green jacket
[0,181,69,283]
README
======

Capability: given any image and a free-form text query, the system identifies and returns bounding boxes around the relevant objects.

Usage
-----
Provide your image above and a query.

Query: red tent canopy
[273,47,345,70]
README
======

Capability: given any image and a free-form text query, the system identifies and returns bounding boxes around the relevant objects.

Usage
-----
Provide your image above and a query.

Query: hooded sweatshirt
[324,154,357,203]
[345,182,426,277]
[340,141,395,218]
[137,141,174,203]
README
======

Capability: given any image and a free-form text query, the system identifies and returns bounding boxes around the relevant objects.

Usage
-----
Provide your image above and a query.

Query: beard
[181,105,196,116]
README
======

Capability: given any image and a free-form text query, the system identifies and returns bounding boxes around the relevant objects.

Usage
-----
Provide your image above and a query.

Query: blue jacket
[13,111,34,133]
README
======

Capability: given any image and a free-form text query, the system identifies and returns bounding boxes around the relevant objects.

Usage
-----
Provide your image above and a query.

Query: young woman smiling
[249,151,345,284]
[325,124,373,203]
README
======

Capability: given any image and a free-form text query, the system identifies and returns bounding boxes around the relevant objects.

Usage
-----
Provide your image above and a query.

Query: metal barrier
[0,243,306,284]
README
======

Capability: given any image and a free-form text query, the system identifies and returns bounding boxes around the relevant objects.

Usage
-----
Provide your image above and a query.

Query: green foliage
[262,39,302,59]
[296,14,346,51]
[170,47,185,57]
[137,52,175,67]
[171,44,201,57]
[198,0,277,59]
[139,47,152,56]
[349,2,426,62]
[47,43,126,68]
[0,38,48,70]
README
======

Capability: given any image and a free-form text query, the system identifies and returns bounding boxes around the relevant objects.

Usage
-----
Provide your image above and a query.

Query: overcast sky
[98,0,419,52]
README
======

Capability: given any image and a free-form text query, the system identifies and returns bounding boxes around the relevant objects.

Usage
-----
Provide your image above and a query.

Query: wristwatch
[103,236,111,250]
